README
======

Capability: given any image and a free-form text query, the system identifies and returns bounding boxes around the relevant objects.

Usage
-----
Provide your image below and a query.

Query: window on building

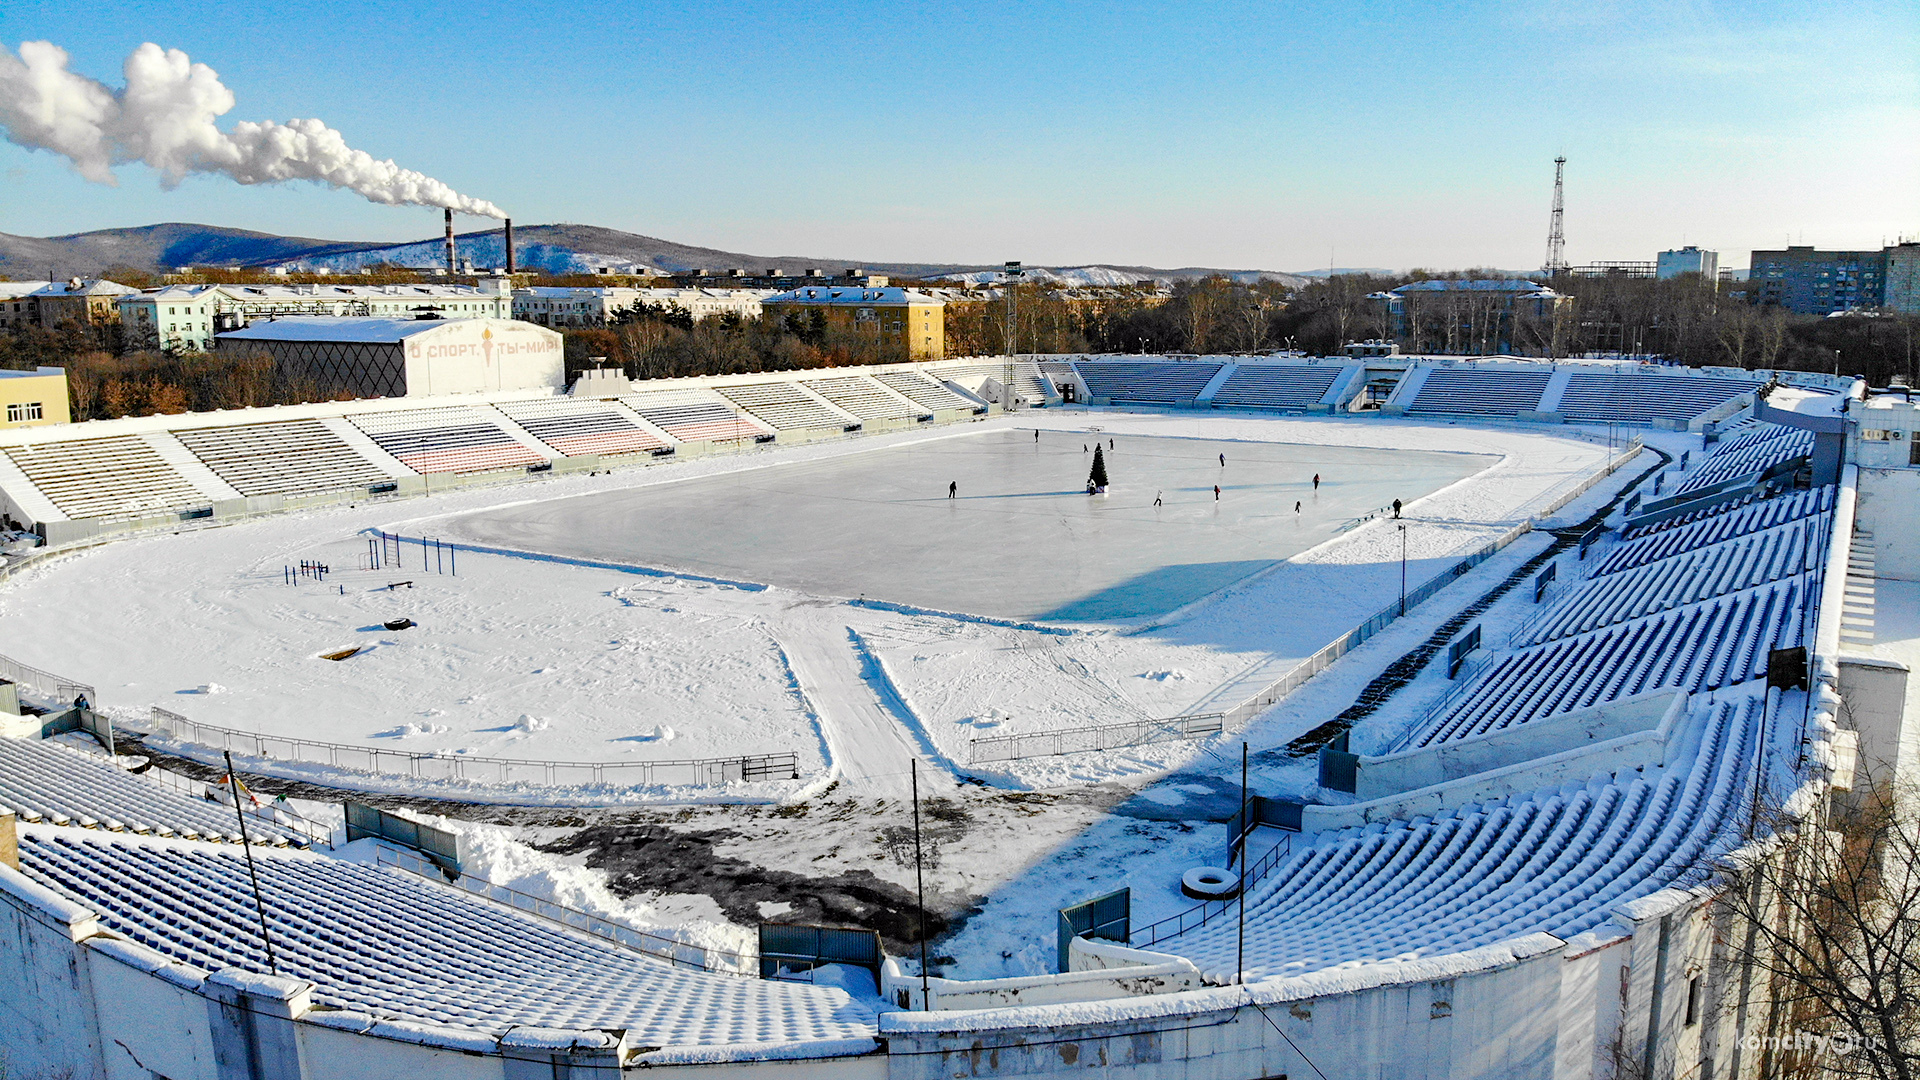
[6,402,43,423]
[1684,977,1702,1026]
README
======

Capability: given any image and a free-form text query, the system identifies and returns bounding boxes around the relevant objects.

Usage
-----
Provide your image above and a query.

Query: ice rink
[438,428,1495,621]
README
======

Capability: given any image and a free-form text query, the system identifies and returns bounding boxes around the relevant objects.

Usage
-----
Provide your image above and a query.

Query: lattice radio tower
[1544,156,1569,276]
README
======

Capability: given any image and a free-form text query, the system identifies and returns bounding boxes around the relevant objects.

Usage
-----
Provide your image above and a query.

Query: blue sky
[0,0,1914,271]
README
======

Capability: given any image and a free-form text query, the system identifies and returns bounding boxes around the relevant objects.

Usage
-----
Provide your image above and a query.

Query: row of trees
[3,273,1915,420]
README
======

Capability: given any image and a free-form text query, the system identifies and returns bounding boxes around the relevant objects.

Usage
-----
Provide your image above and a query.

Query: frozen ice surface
[436,428,1495,622]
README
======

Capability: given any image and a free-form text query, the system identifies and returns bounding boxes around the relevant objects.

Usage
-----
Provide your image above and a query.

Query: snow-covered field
[0,411,1627,800]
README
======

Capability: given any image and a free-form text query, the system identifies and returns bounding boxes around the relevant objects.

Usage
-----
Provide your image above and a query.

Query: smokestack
[444,208,456,275]
[504,218,514,275]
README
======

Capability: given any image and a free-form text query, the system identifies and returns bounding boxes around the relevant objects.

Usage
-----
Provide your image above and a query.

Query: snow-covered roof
[17,827,879,1048]
[216,316,476,344]
[764,286,942,305]
[1389,279,1563,296]
[0,280,54,300]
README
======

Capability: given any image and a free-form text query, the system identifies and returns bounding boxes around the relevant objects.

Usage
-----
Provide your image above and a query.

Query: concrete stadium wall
[1352,688,1685,800]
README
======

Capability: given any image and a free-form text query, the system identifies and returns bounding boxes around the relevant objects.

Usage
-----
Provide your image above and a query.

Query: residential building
[0,367,70,429]
[1656,246,1719,280]
[0,282,50,331]
[118,280,514,352]
[214,316,563,399]
[1372,279,1569,354]
[761,286,946,360]
[1885,242,1920,315]
[1748,246,1888,314]
[0,279,137,331]
[513,287,777,327]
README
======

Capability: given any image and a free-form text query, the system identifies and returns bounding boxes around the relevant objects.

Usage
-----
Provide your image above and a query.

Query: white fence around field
[0,649,95,707]
[136,707,802,791]
[970,713,1224,764]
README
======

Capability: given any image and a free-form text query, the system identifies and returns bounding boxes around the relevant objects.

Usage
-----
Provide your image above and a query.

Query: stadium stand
[1074,362,1223,406]
[16,828,878,1045]
[0,736,303,845]
[495,398,670,458]
[3,436,209,519]
[347,406,547,475]
[621,389,776,444]
[715,381,853,430]
[802,376,921,420]
[1556,371,1752,424]
[1404,367,1552,416]
[930,361,1050,403]
[1208,364,1343,410]
[1516,521,1820,645]
[1603,486,1834,573]
[1674,425,1816,494]
[1157,694,1759,981]
[174,419,394,497]
[873,370,976,412]
[1415,576,1806,746]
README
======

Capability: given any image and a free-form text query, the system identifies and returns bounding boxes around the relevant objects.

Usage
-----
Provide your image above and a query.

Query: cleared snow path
[771,603,955,798]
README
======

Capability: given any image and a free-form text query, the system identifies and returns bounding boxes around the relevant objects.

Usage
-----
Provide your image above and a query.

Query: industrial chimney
[504,218,514,275]
[444,208,457,275]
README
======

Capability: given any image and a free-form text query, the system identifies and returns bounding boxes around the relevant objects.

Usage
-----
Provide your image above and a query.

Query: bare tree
[1713,773,1920,1080]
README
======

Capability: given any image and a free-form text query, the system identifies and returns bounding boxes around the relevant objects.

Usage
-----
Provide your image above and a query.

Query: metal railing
[137,707,802,791]
[144,765,336,848]
[1131,830,1294,950]
[970,712,1224,764]
[375,846,754,975]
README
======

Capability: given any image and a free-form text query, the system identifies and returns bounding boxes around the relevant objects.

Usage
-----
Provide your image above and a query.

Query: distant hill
[0,221,1308,287]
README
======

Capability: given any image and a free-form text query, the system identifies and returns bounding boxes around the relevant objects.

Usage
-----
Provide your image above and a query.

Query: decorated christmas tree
[1088,443,1109,492]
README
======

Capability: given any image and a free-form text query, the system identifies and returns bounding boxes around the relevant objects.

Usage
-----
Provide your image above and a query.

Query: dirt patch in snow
[537,820,979,956]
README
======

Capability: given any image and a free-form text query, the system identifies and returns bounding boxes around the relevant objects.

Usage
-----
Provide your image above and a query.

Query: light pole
[1399,524,1408,616]
[1004,261,1023,412]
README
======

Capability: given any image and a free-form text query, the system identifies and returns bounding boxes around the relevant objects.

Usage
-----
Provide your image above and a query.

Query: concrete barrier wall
[1354,689,1685,800]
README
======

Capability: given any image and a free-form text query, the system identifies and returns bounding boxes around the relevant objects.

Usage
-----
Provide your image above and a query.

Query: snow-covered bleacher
[495,398,669,459]
[3,436,210,519]
[1415,577,1805,746]
[1673,424,1816,495]
[0,736,303,844]
[621,389,775,443]
[1073,362,1222,406]
[1516,518,1822,646]
[1602,486,1833,574]
[930,361,1050,403]
[174,419,392,497]
[16,828,877,1046]
[715,381,852,430]
[1404,367,1552,417]
[348,406,547,474]
[873,370,975,412]
[1158,694,1759,981]
[803,375,920,420]
[1557,371,1751,424]
[1207,364,1342,410]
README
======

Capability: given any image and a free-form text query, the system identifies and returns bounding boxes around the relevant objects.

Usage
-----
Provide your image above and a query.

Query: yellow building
[762,286,945,360]
[0,368,70,429]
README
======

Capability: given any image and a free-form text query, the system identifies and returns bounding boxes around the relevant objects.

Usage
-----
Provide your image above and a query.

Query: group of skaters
[949,431,1407,516]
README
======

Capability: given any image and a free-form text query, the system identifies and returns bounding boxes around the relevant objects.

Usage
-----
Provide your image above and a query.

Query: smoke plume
[0,41,505,217]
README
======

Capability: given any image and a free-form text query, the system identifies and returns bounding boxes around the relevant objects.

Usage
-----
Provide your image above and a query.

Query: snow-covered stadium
[0,352,1914,1079]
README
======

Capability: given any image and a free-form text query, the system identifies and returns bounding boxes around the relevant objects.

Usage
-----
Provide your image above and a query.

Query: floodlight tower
[1544,157,1569,277]
[1003,261,1023,412]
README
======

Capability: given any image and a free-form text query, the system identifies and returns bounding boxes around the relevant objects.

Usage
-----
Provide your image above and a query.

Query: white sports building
[0,353,1913,1078]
